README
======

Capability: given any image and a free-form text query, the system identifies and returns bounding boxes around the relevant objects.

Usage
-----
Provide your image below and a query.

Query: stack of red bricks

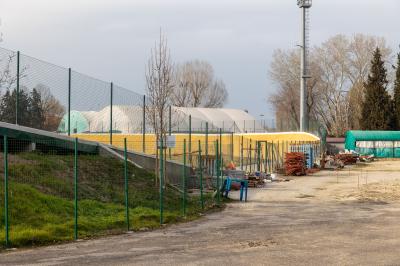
[284,152,306,176]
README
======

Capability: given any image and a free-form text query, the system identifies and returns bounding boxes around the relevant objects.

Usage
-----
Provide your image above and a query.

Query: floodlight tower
[297,0,311,132]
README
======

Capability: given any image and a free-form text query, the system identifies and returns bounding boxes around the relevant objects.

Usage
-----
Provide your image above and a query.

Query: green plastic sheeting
[58,111,89,134]
[345,130,400,158]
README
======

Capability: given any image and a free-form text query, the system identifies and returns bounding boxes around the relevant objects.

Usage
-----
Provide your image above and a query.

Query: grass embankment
[0,152,216,248]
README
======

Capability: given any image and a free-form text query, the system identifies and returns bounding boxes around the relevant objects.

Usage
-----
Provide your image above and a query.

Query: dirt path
[3,161,400,265]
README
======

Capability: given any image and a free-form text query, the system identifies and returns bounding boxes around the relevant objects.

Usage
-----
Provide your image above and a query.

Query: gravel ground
[2,160,400,266]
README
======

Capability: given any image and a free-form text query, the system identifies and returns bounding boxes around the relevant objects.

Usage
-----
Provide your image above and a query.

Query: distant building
[58,106,265,134]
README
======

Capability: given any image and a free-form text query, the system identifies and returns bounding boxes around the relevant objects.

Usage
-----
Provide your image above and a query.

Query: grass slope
[0,152,215,248]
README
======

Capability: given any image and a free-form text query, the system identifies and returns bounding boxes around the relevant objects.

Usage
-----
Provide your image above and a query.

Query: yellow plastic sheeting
[74,132,319,164]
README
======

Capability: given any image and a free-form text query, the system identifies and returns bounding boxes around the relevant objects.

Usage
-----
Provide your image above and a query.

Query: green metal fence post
[240,135,244,170]
[4,135,9,247]
[124,138,130,231]
[68,68,71,136]
[219,128,222,169]
[188,115,192,164]
[110,82,113,145]
[215,140,220,205]
[74,138,78,240]
[16,51,20,125]
[159,137,164,225]
[265,142,268,173]
[198,140,204,209]
[205,122,208,170]
[168,105,172,159]
[142,95,146,153]
[230,132,234,162]
[249,141,252,173]
[182,139,187,217]
[272,141,275,173]
[257,141,261,172]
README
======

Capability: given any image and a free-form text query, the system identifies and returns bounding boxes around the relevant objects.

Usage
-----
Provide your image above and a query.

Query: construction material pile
[284,152,306,176]
[247,174,265,187]
[335,153,358,165]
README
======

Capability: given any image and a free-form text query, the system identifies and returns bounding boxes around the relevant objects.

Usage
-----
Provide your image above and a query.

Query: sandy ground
[3,160,400,265]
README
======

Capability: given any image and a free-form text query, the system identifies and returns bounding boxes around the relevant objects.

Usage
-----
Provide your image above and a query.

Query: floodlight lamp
[297,0,312,8]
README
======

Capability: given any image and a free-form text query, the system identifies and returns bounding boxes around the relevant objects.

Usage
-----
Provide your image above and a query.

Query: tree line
[269,34,400,136]
[0,85,65,131]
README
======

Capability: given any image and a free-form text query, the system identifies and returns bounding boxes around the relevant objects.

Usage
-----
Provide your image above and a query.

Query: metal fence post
[240,135,244,170]
[230,132,234,162]
[68,68,71,136]
[142,95,146,153]
[4,135,9,247]
[188,115,192,164]
[159,137,164,225]
[16,51,20,125]
[168,105,172,159]
[74,138,78,240]
[265,142,268,173]
[215,140,220,205]
[271,141,275,173]
[219,128,222,166]
[257,141,261,172]
[110,82,113,145]
[198,140,204,209]
[124,138,130,231]
[205,122,208,170]
[182,139,187,217]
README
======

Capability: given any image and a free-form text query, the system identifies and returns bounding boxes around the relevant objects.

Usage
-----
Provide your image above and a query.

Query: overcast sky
[0,0,399,123]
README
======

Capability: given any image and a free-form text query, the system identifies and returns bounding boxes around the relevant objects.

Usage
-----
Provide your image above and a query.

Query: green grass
[0,151,219,248]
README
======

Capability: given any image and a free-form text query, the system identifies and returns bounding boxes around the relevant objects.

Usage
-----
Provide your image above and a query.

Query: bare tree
[145,30,174,184]
[0,53,27,93]
[269,34,393,136]
[171,60,228,108]
[269,49,320,131]
[145,31,174,138]
[35,84,65,131]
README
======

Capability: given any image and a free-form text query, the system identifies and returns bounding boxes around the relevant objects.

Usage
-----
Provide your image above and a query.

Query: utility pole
[298,0,312,132]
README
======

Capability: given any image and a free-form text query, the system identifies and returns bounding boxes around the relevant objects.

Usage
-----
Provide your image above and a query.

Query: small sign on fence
[166,135,176,148]
[156,135,176,149]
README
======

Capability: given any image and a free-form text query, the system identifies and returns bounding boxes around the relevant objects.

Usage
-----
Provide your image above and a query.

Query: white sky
[0,0,399,124]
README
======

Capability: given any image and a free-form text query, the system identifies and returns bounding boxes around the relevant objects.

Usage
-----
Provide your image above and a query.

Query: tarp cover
[345,130,400,158]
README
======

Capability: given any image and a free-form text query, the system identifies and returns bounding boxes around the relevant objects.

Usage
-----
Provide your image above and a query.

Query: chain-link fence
[0,136,219,249]
[0,47,282,139]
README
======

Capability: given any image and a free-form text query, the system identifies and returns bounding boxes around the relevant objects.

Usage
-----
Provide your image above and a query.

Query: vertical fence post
[4,135,9,247]
[219,128,222,165]
[198,140,204,209]
[271,141,275,173]
[68,68,71,136]
[110,82,113,145]
[265,142,268,173]
[215,140,220,205]
[205,122,208,171]
[74,138,78,240]
[188,115,192,165]
[142,95,146,153]
[230,132,234,162]
[124,138,130,231]
[159,137,164,225]
[249,141,252,173]
[257,141,261,172]
[240,135,244,170]
[168,105,172,159]
[15,51,20,125]
[182,139,187,217]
